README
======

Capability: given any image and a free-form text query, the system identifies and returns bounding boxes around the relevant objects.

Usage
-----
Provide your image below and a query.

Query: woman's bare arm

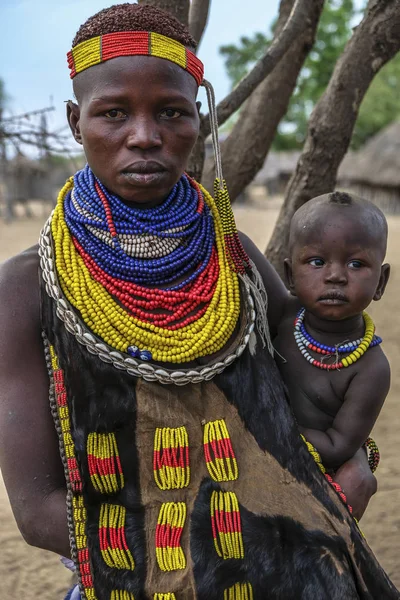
[239,231,289,337]
[0,247,70,557]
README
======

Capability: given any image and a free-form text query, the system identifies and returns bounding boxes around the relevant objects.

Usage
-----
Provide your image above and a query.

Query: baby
[274,191,390,472]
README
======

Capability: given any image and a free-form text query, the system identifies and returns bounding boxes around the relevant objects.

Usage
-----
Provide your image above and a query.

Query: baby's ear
[374,263,390,301]
[284,259,296,296]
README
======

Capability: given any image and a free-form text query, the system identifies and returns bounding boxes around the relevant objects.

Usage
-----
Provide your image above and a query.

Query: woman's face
[68,55,200,206]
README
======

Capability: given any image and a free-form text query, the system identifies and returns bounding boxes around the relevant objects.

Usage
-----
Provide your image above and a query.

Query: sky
[0,0,281,149]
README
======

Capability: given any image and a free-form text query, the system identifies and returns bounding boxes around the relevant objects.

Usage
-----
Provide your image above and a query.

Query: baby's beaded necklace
[294,308,381,370]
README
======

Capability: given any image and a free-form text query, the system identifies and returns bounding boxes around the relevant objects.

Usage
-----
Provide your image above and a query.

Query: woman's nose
[126,116,162,150]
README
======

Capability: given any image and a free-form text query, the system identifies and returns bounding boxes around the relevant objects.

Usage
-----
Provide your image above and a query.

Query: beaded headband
[67,31,204,85]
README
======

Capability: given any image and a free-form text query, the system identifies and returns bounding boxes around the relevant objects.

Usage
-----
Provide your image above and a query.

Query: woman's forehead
[73,55,198,101]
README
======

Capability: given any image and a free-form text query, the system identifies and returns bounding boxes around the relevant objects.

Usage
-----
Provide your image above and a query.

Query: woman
[0,4,396,599]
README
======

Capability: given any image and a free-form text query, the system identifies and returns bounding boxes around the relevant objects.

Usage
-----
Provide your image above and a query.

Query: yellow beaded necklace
[51,178,241,364]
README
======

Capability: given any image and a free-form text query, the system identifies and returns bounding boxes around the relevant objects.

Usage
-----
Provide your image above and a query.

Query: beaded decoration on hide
[155,502,186,571]
[210,491,244,559]
[52,168,241,363]
[49,345,83,493]
[203,419,238,482]
[99,504,135,570]
[87,432,124,494]
[110,592,135,600]
[154,595,176,600]
[224,583,254,600]
[153,427,190,490]
[73,495,97,599]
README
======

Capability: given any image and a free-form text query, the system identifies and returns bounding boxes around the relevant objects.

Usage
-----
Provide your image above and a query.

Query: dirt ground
[0,199,399,598]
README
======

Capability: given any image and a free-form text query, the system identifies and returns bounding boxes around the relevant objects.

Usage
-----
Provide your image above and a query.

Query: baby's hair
[329,191,353,205]
[73,3,197,49]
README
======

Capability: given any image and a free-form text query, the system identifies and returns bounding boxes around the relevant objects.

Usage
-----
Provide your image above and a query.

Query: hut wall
[339,182,400,215]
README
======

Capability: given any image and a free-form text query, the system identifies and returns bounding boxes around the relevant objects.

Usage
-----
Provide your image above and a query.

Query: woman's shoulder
[0,245,41,330]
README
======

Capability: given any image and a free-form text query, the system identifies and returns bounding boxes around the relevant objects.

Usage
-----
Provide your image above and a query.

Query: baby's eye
[105,109,126,119]
[160,109,182,119]
[308,258,325,267]
[348,260,362,269]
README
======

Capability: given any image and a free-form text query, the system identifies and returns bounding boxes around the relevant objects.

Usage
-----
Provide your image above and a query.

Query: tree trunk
[189,0,210,46]
[266,0,400,277]
[202,0,316,138]
[201,0,324,199]
[138,0,189,25]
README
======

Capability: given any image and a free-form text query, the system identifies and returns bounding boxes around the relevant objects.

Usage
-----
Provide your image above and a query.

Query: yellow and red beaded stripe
[99,504,135,570]
[87,432,124,494]
[49,345,82,492]
[224,583,254,600]
[203,419,238,482]
[74,495,97,599]
[211,491,244,559]
[67,31,204,85]
[155,502,186,571]
[154,595,176,600]
[153,427,190,490]
[110,592,135,600]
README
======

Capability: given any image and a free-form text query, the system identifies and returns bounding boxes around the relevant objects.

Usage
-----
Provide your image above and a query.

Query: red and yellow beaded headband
[67,31,204,85]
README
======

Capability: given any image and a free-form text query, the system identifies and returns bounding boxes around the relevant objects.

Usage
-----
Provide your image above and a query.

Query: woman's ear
[374,263,390,301]
[66,100,82,145]
[284,258,296,296]
[196,101,202,116]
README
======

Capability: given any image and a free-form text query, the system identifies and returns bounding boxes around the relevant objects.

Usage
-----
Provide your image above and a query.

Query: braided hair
[73,3,197,48]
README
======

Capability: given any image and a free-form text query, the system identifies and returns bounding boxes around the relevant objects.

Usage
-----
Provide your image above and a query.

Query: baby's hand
[334,448,377,521]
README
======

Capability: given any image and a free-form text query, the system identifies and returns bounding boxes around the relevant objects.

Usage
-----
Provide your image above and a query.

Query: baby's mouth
[318,291,348,305]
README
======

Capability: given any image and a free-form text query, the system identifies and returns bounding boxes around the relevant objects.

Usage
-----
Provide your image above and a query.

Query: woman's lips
[121,161,167,186]
[121,171,166,185]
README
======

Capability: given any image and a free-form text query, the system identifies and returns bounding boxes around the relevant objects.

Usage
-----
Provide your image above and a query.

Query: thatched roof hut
[338,121,400,214]
[253,151,301,195]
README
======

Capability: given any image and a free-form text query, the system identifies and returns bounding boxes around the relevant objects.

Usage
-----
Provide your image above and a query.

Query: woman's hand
[334,447,377,521]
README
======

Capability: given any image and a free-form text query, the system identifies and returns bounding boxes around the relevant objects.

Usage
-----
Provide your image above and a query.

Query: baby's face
[287,208,388,321]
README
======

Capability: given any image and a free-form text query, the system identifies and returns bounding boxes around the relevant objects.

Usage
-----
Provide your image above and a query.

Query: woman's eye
[309,258,325,267]
[160,109,182,119]
[105,109,126,119]
[348,260,362,269]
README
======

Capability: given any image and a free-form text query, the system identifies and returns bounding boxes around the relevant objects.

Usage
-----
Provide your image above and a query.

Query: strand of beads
[294,309,379,370]
[64,166,215,289]
[296,309,382,356]
[74,239,219,330]
[52,175,241,363]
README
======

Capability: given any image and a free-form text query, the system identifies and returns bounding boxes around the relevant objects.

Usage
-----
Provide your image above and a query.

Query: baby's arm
[300,352,390,471]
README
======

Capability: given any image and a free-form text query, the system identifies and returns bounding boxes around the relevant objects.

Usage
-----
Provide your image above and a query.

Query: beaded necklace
[294,308,381,370]
[52,168,242,363]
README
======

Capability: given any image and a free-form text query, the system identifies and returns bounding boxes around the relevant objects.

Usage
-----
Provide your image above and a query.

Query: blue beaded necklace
[295,308,382,356]
[64,165,215,290]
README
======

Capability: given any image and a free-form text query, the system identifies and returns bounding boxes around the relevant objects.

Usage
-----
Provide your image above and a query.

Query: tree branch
[202,0,313,137]
[266,0,400,276]
[189,0,210,47]
[201,0,324,199]
[137,0,190,25]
